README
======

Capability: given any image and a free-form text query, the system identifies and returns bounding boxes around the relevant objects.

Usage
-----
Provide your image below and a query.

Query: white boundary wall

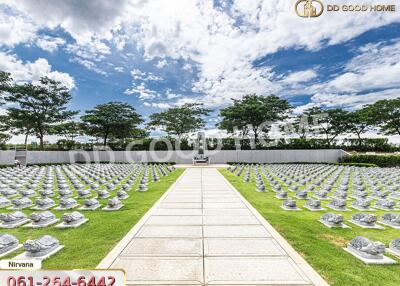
[0,149,346,165]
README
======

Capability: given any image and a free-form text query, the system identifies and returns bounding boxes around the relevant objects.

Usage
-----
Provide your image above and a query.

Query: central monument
[192,132,210,165]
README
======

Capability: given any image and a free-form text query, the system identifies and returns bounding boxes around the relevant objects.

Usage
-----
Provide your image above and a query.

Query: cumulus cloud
[117,0,400,107]
[326,41,400,93]
[124,82,158,100]
[36,36,65,52]
[2,0,400,108]
[0,52,75,89]
[0,9,37,46]
[3,0,129,43]
[282,70,317,84]
[143,102,173,109]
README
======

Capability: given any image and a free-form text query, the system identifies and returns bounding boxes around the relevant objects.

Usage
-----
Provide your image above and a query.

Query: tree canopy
[0,71,13,105]
[314,108,349,146]
[81,101,144,146]
[365,98,400,135]
[347,108,375,146]
[219,94,291,141]
[147,103,211,138]
[5,76,78,148]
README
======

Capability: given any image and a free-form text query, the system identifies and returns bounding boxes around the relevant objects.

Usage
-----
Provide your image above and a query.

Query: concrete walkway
[98,168,328,286]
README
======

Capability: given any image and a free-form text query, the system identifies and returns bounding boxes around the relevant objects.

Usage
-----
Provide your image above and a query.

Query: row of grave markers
[228,163,400,264]
[0,162,175,261]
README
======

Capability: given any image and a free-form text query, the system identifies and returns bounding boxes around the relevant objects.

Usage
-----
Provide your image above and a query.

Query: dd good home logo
[295,0,324,17]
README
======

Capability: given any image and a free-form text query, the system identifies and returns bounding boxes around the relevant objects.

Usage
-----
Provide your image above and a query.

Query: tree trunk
[39,134,44,150]
[357,132,362,147]
[326,133,330,147]
[24,133,29,146]
[103,133,108,146]
[253,128,258,149]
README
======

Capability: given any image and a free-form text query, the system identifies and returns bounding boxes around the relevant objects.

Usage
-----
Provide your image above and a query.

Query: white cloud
[118,0,400,107]
[311,89,400,110]
[0,9,37,46]
[282,70,317,84]
[0,52,75,89]
[66,40,111,61]
[156,59,167,69]
[129,69,163,82]
[36,36,65,52]
[165,89,182,99]
[2,0,400,109]
[325,41,400,93]
[124,82,157,100]
[4,0,129,43]
[143,102,172,109]
[70,57,107,76]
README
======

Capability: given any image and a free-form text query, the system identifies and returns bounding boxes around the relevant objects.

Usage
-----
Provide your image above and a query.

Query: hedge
[340,154,400,167]
[336,162,377,168]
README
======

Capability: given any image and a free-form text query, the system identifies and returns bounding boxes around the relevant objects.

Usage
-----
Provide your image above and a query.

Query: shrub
[336,162,377,167]
[341,154,400,167]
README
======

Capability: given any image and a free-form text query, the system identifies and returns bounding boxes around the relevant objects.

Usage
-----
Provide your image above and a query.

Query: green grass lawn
[220,168,400,286]
[1,168,184,269]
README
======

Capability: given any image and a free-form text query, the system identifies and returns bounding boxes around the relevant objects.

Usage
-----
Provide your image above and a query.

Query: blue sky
[1,0,400,137]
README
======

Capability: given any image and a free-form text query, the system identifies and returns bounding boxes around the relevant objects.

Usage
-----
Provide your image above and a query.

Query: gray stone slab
[204,215,260,225]
[14,245,64,261]
[122,238,202,257]
[146,216,202,226]
[205,257,312,285]
[203,202,246,209]
[159,203,202,209]
[203,208,253,216]
[112,257,203,285]
[163,197,202,203]
[343,248,396,265]
[204,238,286,256]
[136,225,203,238]
[348,220,385,229]
[153,208,203,216]
[203,198,242,203]
[204,225,271,238]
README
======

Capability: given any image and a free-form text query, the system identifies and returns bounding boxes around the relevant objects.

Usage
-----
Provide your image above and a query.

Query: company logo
[295,0,324,17]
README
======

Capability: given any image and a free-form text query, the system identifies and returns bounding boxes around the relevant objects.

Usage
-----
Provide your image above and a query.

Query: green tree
[282,106,324,139]
[0,71,13,105]
[147,103,211,139]
[81,102,144,146]
[2,110,36,146]
[365,98,400,135]
[219,94,291,141]
[347,108,375,147]
[0,132,11,145]
[315,108,349,147]
[52,121,82,142]
[5,77,78,149]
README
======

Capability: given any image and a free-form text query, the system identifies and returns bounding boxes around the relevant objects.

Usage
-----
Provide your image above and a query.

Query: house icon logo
[295,0,324,17]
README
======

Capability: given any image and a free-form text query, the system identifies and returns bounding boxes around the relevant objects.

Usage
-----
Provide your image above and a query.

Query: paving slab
[112,257,203,285]
[204,238,286,256]
[203,215,260,225]
[98,168,328,286]
[122,238,202,257]
[204,225,271,238]
[137,225,203,238]
[205,257,312,285]
[153,208,203,216]
[146,215,203,225]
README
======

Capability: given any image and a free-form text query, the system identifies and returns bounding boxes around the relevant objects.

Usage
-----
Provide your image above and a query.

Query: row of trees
[1,70,400,150]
